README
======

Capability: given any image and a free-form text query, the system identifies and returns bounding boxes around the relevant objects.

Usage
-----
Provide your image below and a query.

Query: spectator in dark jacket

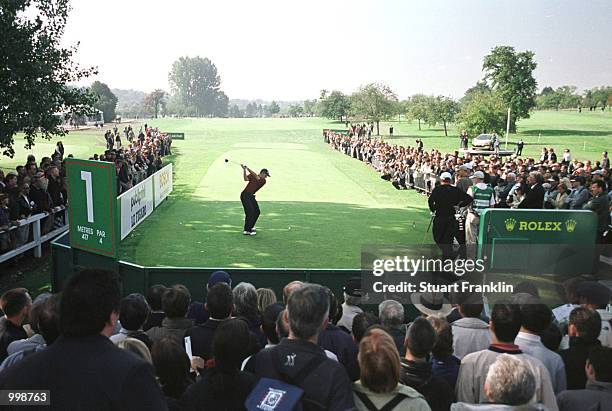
[378,300,406,357]
[187,271,232,325]
[232,282,266,348]
[400,317,455,411]
[185,282,233,360]
[318,288,360,381]
[47,165,64,206]
[143,284,167,331]
[0,288,31,362]
[557,346,612,411]
[427,316,461,390]
[180,319,257,411]
[0,269,166,410]
[560,307,602,389]
[151,336,193,408]
[518,171,545,209]
[111,293,153,350]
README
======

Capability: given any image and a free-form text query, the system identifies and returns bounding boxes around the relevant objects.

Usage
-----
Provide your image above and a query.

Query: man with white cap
[465,171,495,248]
[428,172,473,259]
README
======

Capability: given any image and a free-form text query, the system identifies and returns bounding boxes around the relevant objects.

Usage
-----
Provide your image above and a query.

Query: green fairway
[1,110,609,269]
[119,118,432,269]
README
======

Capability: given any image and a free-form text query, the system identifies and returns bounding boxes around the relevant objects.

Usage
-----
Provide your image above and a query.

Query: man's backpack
[245,349,326,411]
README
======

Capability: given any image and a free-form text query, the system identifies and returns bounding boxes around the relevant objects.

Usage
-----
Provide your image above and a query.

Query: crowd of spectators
[324,129,611,249]
[0,124,172,257]
[1,270,611,410]
[324,129,610,209]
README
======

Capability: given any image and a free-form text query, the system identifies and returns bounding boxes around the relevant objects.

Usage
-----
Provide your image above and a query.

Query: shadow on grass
[120,200,431,269]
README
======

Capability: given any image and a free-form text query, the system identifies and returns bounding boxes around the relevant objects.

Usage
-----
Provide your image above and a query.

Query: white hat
[410,291,454,317]
[471,171,485,179]
[440,172,452,181]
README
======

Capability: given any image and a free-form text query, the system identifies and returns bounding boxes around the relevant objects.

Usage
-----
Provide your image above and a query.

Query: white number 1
[81,171,94,223]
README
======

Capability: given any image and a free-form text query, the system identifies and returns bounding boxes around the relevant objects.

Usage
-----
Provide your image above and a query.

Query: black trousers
[433,215,458,260]
[240,191,260,232]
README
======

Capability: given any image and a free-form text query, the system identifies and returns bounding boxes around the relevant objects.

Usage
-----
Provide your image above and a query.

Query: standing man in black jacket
[518,171,545,209]
[0,269,167,411]
[428,172,473,260]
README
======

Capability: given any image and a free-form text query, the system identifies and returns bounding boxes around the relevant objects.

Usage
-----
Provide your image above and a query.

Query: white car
[472,134,493,150]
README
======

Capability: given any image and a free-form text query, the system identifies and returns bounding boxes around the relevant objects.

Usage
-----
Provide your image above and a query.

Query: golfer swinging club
[240,164,270,235]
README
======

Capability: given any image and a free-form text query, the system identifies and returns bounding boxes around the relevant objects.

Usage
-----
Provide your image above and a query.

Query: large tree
[0,0,96,158]
[212,92,229,117]
[536,85,581,110]
[457,91,508,137]
[265,101,280,116]
[428,96,460,136]
[168,56,227,117]
[407,94,430,130]
[287,104,304,117]
[482,46,537,131]
[460,81,491,106]
[90,81,118,122]
[303,99,317,117]
[318,90,351,121]
[143,89,167,118]
[229,104,243,118]
[587,86,612,110]
[350,83,397,135]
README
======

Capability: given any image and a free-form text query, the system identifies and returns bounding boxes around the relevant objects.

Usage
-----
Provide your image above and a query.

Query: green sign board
[66,159,119,258]
[477,209,597,274]
[165,132,185,140]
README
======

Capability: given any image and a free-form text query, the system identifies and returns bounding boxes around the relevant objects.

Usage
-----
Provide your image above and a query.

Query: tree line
[3,0,612,158]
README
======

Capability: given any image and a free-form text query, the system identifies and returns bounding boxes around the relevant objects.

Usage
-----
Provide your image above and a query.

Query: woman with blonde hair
[353,328,431,411]
[117,337,152,364]
[256,288,277,314]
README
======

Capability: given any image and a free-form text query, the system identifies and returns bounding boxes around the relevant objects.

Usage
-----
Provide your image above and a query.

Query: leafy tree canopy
[1,0,96,158]
[482,46,537,131]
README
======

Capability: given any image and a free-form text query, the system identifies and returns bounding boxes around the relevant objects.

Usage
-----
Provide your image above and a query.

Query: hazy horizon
[64,0,612,100]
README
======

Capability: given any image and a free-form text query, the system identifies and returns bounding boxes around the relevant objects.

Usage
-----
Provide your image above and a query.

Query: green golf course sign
[66,159,118,258]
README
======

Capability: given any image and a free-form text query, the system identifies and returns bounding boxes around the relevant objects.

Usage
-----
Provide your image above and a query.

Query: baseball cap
[440,172,452,181]
[343,277,363,297]
[470,171,485,179]
[458,165,469,171]
[260,168,271,177]
[207,271,232,289]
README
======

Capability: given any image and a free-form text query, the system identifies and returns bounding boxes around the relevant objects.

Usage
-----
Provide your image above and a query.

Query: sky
[63,0,612,101]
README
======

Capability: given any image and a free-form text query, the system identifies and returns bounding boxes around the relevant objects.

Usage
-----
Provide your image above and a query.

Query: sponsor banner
[165,132,185,140]
[154,163,173,207]
[119,176,154,240]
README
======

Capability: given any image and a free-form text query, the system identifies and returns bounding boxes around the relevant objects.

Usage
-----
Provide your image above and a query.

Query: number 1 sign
[66,159,119,258]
